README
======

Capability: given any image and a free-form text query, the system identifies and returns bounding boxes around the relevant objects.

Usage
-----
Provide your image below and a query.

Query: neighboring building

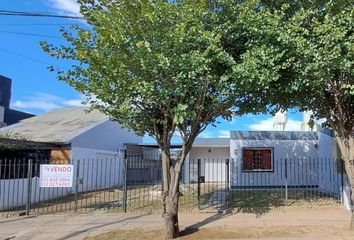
[0,107,143,190]
[0,107,142,211]
[0,107,142,160]
[0,75,34,127]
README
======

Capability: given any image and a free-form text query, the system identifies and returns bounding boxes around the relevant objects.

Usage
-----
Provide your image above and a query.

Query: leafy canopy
[229,0,354,138]
[41,0,240,145]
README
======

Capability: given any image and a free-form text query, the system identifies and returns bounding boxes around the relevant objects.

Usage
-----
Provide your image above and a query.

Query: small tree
[41,1,241,238]
[227,0,354,227]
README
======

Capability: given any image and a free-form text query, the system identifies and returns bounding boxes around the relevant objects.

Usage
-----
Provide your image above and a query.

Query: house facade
[0,107,142,162]
[0,107,142,210]
[229,131,319,188]
[187,131,320,184]
[184,128,351,210]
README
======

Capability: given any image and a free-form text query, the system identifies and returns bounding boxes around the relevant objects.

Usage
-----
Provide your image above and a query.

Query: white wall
[70,120,142,192]
[0,149,124,211]
[190,147,230,160]
[71,148,124,192]
[318,130,338,159]
[71,120,142,152]
[187,147,229,183]
[0,177,70,211]
[230,138,319,187]
[318,129,352,210]
[318,130,341,194]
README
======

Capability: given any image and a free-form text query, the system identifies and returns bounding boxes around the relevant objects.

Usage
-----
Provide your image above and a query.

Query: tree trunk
[345,161,354,230]
[161,150,182,239]
[159,132,195,238]
[336,136,354,229]
[163,195,179,239]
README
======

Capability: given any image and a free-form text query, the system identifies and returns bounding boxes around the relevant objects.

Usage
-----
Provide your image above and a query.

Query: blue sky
[0,0,305,143]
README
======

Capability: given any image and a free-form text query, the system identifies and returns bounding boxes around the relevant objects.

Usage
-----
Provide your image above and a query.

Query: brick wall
[50,148,71,164]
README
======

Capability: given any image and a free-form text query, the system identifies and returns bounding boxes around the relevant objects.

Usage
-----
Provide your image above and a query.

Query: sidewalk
[0,209,352,240]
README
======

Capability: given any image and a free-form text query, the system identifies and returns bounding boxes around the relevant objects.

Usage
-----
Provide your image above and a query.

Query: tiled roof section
[230,131,318,140]
[0,108,108,144]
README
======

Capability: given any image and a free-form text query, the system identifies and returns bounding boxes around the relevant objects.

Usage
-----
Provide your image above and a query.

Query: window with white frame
[243,148,273,171]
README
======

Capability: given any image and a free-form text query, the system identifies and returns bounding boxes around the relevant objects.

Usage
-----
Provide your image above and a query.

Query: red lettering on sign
[47,166,72,172]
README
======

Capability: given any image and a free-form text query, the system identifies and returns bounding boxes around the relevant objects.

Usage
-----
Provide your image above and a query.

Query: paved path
[0,208,352,240]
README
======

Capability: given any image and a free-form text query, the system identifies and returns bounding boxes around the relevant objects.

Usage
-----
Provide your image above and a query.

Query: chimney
[0,75,12,109]
[0,105,6,128]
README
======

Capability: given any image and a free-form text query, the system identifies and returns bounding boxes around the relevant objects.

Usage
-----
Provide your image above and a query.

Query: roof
[125,143,182,149]
[125,138,230,149]
[192,138,230,147]
[4,108,35,125]
[0,107,108,144]
[230,131,318,140]
[0,137,58,150]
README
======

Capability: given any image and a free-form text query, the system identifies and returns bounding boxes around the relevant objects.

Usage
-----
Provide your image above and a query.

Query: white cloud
[12,93,88,112]
[218,130,230,138]
[62,99,85,107]
[199,130,214,138]
[47,0,81,16]
[248,118,303,131]
[13,100,61,112]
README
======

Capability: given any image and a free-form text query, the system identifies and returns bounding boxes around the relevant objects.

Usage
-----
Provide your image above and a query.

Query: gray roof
[126,138,230,148]
[0,107,108,144]
[318,127,335,137]
[193,138,230,147]
[230,131,318,140]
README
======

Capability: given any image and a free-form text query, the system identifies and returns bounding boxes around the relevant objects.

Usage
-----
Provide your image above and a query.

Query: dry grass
[7,184,341,215]
[228,189,341,213]
[84,225,353,240]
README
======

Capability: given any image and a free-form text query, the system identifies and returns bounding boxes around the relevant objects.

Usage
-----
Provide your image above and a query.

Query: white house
[186,131,319,184]
[0,107,142,210]
[230,131,319,188]
[0,107,142,161]
[183,128,351,210]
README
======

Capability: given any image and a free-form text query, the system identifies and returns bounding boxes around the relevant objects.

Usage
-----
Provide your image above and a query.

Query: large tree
[41,0,244,238]
[226,0,354,226]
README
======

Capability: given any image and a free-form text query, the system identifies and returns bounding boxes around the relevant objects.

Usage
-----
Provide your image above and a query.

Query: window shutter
[244,149,254,170]
[261,150,272,170]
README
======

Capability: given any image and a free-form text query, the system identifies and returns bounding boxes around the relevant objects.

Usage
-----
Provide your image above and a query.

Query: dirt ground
[0,208,352,240]
[85,225,354,240]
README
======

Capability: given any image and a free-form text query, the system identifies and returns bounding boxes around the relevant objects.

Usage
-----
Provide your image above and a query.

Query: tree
[226,0,354,227]
[41,1,242,238]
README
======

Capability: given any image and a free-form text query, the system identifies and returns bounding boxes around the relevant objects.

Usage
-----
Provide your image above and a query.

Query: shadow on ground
[56,214,149,240]
[180,212,233,237]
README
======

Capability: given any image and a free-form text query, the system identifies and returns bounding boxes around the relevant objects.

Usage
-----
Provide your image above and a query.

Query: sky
[0,0,306,143]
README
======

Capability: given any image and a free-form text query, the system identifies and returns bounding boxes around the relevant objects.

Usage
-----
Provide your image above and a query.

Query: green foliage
[0,132,28,150]
[41,0,240,145]
[227,0,354,138]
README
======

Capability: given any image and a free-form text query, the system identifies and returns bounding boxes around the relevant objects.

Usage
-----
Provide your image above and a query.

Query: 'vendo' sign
[40,165,74,187]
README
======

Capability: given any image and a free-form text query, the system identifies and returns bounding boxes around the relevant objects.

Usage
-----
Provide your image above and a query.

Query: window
[243,148,273,171]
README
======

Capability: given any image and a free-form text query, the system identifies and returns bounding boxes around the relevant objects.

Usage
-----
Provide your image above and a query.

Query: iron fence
[0,155,349,216]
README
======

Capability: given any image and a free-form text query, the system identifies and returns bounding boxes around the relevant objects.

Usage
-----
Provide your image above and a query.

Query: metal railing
[0,156,348,215]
